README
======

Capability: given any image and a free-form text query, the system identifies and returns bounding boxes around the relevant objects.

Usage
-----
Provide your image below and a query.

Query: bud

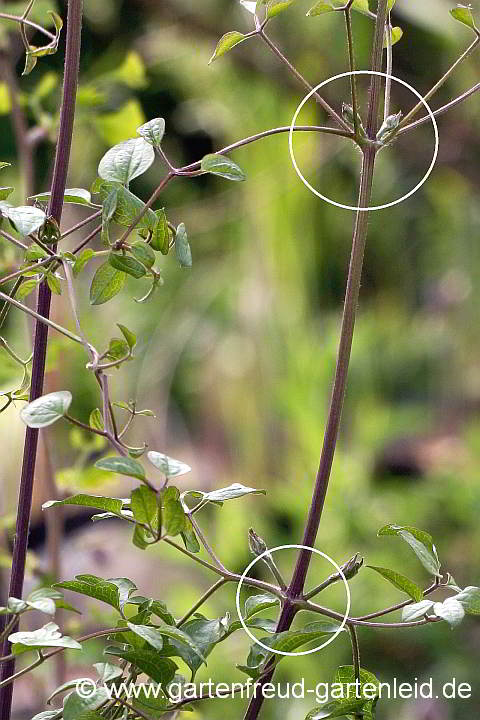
[39,215,61,245]
[248,527,268,557]
[376,111,403,142]
[340,553,364,581]
[341,103,366,136]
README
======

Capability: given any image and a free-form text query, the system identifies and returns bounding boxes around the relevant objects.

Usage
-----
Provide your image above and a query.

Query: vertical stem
[384,12,392,121]
[243,7,390,720]
[0,3,83,718]
[344,8,359,136]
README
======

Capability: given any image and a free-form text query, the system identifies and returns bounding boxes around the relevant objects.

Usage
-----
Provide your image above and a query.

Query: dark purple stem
[0,2,83,717]
[243,3,389,719]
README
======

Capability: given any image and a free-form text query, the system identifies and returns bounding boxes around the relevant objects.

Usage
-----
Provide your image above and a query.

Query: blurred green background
[1,1,480,718]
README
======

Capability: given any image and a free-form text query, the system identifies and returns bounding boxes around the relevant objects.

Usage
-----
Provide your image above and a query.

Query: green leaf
[20,390,72,428]
[92,180,158,233]
[163,488,187,537]
[101,189,118,245]
[1,204,46,236]
[131,241,156,269]
[203,483,266,504]
[367,566,423,602]
[63,687,110,720]
[25,243,49,262]
[105,337,130,364]
[167,615,229,679]
[175,223,192,268]
[384,26,403,48]
[209,31,247,64]
[73,249,94,277]
[450,4,477,31]
[201,154,246,182]
[147,451,191,477]
[98,138,155,185]
[0,187,14,201]
[377,524,441,576]
[46,273,62,295]
[150,208,170,254]
[307,0,372,17]
[245,593,280,618]
[89,408,104,431]
[109,252,147,278]
[454,586,480,615]
[117,323,137,350]
[54,575,136,613]
[9,623,81,655]
[305,699,367,719]
[43,495,123,515]
[104,645,177,684]
[433,598,465,628]
[29,189,94,207]
[94,456,146,482]
[265,0,295,19]
[131,486,159,534]
[46,678,89,705]
[22,11,63,76]
[150,622,208,668]
[89,262,126,305]
[127,622,165,650]
[401,599,435,622]
[93,662,124,683]
[332,665,380,719]
[17,278,39,300]
[137,118,166,147]
[181,518,201,553]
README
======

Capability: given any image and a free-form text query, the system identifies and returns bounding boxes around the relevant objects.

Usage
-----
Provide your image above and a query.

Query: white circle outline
[288,71,439,211]
[235,544,351,657]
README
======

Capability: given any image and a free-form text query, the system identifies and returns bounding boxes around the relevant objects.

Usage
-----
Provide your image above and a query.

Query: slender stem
[0,290,83,344]
[259,29,351,132]
[0,652,44,690]
[398,82,480,136]
[71,224,102,254]
[61,209,102,240]
[344,8,359,136]
[0,230,28,251]
[0,4,84,718]
[303,573,339,601]
[189,516,229,574]
[0,258,58,288]
[384,12,392,121]
[176,578,227,627]
[354,580,439,621]
[365,0,389,137]
[349,624,361,681]
[398,37,480,129]
[0,13,55,40]
[64,413,107,437]
[115,172,174,248]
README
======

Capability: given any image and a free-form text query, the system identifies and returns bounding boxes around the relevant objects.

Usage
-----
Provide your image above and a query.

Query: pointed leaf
[137,118,166,147]
[43,495,123,515]
[209,31,247,64]
[402,599,435,622]
[433,598,465,628]
[9,623,81,655]
[450,4,477,30]
[367,566,423,602]
[147,451,191,477]
[454,586,480,615]
[98,138,155,185]
[109,252,147,278]
[89,262,126,305]
[94,456,146,482]
[377,524,441,576]
[175,223,192,268]
[201,154,246,182]
[29,189,94,207]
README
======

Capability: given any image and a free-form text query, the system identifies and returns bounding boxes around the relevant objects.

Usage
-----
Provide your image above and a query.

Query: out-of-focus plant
[0,1,479,719]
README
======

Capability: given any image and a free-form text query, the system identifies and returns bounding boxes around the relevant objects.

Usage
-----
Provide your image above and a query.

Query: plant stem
[176,578,227,627]
[397,82,480,136]
[398,36,480,129]
[61,208,102,240]
[0,13,55,40]
[259,29,351,132]
[384,12,393,121]
[0,291,83,344]
[243,8,389,720]
[0,3,84,717]
[344,7,359,136]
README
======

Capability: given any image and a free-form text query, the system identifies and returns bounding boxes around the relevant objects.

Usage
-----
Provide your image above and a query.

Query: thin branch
[176,578,227,627]
[115,172,175,248]
[259,29,351,132]
[353,580,440,621]
[398,36,480,129]
[0,13,56,41]
[61,208,102,240]
[189,515,229,574]
[0,290,83,344]
[0,230,29,251]
[384,12,393,121]
[397,82,480,136]
[344,7,359,136]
